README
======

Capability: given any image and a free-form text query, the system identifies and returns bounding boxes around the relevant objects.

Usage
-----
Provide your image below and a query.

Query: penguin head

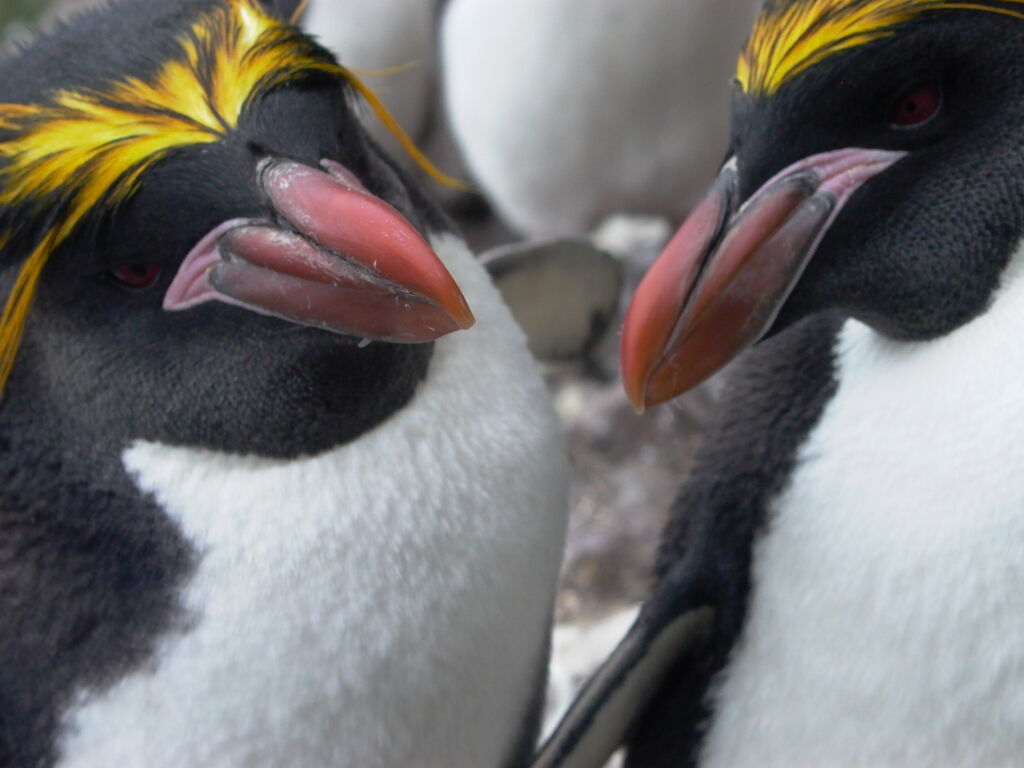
[621,0,1024,410]
[0,0,474,457]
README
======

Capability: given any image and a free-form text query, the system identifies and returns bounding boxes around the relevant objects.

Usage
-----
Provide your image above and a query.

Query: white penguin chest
[702,267,1024,767]
[57,235,570,768]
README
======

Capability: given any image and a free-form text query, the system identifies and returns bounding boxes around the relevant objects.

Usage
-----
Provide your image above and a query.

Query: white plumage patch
[441,0,759,237]
[58,234,570,768]
[700,252,1024,766]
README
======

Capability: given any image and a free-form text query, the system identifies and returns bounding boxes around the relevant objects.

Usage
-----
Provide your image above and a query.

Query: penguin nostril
[108,263,162,291]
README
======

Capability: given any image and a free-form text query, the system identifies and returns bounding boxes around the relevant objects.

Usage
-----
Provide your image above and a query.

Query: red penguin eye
[109,263,162,290]
[889,83,942,129]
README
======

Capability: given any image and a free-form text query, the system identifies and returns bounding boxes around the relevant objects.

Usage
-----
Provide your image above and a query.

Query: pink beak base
[164,159,474,344]
[622,147,906,412]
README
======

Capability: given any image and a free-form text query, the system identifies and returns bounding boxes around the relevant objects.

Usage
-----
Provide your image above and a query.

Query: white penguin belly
[57,235,570,768]
[702,259,1024,767]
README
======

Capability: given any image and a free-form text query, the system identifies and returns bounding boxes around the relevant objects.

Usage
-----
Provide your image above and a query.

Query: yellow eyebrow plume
[0,0,458,397]
[339,71,470,190]
[739,0,1024,97]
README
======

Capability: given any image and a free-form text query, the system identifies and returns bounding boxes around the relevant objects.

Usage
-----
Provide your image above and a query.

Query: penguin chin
[166,318,436,459]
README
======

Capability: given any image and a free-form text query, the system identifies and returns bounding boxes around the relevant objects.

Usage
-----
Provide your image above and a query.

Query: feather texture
[739,0,1024,96]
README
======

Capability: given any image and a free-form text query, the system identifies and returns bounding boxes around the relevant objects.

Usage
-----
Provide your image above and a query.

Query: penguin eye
[108,263,162,290]
[889,83,942,129]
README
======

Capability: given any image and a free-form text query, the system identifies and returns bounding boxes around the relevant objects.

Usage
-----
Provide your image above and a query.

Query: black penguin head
[621,0,1024,410]
[0,0,474,457]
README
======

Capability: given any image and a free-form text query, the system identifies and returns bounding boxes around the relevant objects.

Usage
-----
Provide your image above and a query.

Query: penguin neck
[838,241,1024,427]
[0,365,119,485]
[781,242,1024,512]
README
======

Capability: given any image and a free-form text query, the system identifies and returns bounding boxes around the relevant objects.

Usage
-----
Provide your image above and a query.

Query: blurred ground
[449,199,715,623]
[552,372,712,621]
[545,219,715,624]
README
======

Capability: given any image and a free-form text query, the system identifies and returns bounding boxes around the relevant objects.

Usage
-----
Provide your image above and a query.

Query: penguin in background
[441,0,761,238]
[0,1,570,766]
[535,1,1024,766]
[300,0,439,159]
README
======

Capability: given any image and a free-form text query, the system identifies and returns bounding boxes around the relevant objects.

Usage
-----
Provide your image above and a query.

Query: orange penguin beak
[621,148,905,412]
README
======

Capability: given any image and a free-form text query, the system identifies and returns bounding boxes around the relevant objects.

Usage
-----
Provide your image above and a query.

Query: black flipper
[532,597,713,768]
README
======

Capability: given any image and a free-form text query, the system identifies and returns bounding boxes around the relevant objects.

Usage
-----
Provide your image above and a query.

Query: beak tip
[456,306,477,331]
[622,374,651,415]
[443,296,476,332]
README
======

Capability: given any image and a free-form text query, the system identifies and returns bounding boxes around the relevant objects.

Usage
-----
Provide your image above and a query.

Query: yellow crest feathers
[739,0,1024,96]
[0,0,458,397]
